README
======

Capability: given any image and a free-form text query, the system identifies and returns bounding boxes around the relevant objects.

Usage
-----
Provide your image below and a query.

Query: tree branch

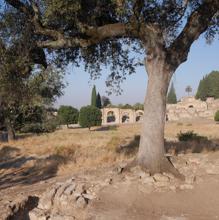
[4,0,33,16]
[5,0,134,49]
[167,0,219,69]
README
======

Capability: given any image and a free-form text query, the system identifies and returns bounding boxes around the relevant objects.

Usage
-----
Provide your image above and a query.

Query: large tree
[3,0,219,177]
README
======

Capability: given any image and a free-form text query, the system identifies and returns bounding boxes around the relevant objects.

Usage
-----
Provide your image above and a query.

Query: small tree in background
[101,96,111,107]
[91,86,97,107]
[185,86,192,96]
[120,104,133,109]
[214,110,219,122]
[133,103,144,111]
[79,106,102,130]
[96,93,102,109]
[58,106,79,128]
[167,83,177,104]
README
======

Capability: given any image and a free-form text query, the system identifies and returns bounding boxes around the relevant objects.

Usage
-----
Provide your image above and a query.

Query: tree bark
[5,118,16,141]
[136,55,182,178]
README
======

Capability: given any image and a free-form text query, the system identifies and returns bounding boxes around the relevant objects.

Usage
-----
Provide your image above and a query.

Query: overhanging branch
[5,0,134,49]
[167,0,219,68]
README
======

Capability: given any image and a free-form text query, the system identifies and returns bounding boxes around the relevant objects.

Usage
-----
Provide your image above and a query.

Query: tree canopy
[2,0,219,93]
[79,105,102,129]
[196,71,219,101]
[58,105,79,127]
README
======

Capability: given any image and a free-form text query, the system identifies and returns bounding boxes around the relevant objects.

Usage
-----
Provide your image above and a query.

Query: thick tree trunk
[136,56,182,178]
[5,118,16,141]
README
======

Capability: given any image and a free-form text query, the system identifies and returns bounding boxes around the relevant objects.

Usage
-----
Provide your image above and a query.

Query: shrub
[20,123,44,134]
[58,105,79,127]
[177,131,208,142]
[214,110,219,122]
[42,117,59,132]
[20,117,59,134]
[79,105,102,129]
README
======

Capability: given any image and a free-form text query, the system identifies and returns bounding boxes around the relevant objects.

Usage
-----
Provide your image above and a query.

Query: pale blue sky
[55,36,219,109]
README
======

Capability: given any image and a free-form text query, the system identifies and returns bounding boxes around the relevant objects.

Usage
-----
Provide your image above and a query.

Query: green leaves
[196,71,219,101]
[167,82,177,104]
[79,105,102,129]
[58,105,79,126]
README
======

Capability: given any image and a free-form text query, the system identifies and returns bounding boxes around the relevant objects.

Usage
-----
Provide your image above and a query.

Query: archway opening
[136,112,143,122]
[136,116,141,122]
[188,105,194,108]
[122,115,130,123]
[107,111,116,123]
[166,114,169,121]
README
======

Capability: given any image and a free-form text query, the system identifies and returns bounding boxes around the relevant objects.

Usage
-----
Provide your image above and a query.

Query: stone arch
[135,110,144,122]
[107,111,116,123]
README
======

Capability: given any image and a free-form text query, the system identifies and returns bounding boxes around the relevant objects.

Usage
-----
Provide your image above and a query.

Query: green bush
[214,110,219,122]
[58,105,79,127]
[42,117,59,132]
[20,117,59,134]
[177,131,208,142]
[79,105,102,129]
[20,123,44,134]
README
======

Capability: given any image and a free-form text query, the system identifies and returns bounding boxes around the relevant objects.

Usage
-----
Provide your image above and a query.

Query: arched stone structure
[101,108,143,125]
[101,97,219,125]
[107,111,116,123]
[101,108,120,124]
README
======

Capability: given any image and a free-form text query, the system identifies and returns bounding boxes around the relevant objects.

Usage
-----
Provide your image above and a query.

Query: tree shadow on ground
[95,125,118,131]
[116,135,219,156]
[0,146,70,190]
[0,146,21,163]
[16,133,36,140]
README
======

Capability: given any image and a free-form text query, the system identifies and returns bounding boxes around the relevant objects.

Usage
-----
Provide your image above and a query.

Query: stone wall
[101,97,219,124]
[166,96,219,121]
[101,108,144,125]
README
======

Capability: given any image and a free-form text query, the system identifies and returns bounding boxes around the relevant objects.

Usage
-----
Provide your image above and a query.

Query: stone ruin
[101,97,219,124]
[101,108,144,124]
[166,96,219,121]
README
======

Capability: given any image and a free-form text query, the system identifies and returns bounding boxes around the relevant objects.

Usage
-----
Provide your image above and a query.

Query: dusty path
[89,175,219,220]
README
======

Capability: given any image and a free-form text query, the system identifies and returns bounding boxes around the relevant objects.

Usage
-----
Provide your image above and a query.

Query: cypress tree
[167,83,177,104]
[196,71,219,100]
[91,85,97,107]
[96,93,102,109]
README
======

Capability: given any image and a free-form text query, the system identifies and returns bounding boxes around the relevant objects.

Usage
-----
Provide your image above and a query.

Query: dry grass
[165,119,219,140]
[0,119,218,176]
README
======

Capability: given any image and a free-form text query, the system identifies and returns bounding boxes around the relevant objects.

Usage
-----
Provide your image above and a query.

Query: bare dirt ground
[0,119,219,219]
[88,156,219,220]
